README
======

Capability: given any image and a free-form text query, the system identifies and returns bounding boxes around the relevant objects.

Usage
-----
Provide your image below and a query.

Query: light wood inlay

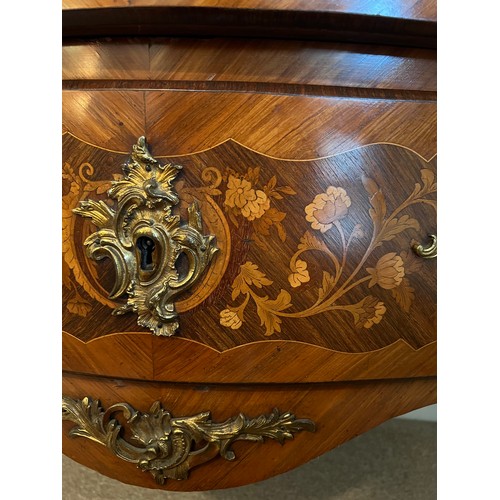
[62,91,436,159]
[63,331,436,383]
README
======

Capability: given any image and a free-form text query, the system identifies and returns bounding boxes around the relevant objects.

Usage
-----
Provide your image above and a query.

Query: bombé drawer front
[62,372,436,491]
[63,89,436,385]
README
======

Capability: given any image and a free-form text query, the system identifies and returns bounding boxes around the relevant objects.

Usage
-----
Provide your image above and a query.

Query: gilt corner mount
[73,137,218,336]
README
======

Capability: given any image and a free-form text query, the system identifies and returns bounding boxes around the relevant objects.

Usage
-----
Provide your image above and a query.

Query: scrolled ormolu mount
[62,396,316,485]
[73,137,218,336]
[412,234,437,259]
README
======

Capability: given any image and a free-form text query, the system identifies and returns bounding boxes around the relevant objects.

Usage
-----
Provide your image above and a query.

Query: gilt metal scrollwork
[73,137,218,336]
[62,396,315,484]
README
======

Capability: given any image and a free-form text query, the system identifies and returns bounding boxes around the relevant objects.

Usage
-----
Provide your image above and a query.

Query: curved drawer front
[63,130,436,383]
[62,372,436,491]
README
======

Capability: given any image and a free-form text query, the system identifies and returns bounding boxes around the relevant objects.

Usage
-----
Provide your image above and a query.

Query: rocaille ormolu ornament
[62,396,315,484]
[73,137,218,336]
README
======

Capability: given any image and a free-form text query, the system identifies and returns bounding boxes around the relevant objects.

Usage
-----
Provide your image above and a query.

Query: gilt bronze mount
[62,396,315,484]
[73,137,218,336]
[412,234,437,259]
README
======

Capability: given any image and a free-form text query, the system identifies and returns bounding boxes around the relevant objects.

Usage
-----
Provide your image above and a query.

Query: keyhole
[137,236,156,271]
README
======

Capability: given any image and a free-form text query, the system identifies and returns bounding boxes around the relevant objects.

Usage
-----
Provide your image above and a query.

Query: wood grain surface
[62,15,437,490]
[62,91,436,159]
[62,372,437,491]
[61,91,145,148]
[62,331,436,383]
[62,38,436,96]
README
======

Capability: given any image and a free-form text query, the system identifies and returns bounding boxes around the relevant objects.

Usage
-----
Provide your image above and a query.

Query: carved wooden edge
[62,395,315,485]
[62,331,436,383]
[62,3,436,49]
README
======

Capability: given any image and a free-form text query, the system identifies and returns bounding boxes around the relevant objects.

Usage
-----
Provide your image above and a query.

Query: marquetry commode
[62,0,437,491]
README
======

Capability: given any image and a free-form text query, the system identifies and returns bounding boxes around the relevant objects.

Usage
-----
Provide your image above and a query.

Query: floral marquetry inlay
[305,186,352,233]
[63,134,436,352]
[220,168,436,336]
[221,166,296,249]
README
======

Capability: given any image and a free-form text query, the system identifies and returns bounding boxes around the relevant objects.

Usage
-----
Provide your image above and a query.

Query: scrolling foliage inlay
[72,137,218,336]
[220,167,436,335]
[63,136,436,352]
[62,396,315,485]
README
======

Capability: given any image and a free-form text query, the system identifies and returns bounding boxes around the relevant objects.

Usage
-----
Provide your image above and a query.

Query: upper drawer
[62,88,436,384]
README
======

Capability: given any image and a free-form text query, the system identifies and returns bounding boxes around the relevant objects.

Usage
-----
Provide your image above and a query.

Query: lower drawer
[62,372,436,491]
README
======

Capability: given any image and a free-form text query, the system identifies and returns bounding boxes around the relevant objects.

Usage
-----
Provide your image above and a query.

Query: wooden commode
[62,0,437,491]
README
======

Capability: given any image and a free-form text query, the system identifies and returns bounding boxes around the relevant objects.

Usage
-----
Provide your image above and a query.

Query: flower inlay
[221,168,436,336]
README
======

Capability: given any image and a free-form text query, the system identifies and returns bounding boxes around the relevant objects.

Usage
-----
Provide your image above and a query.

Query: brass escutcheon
[73,137,218,336]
